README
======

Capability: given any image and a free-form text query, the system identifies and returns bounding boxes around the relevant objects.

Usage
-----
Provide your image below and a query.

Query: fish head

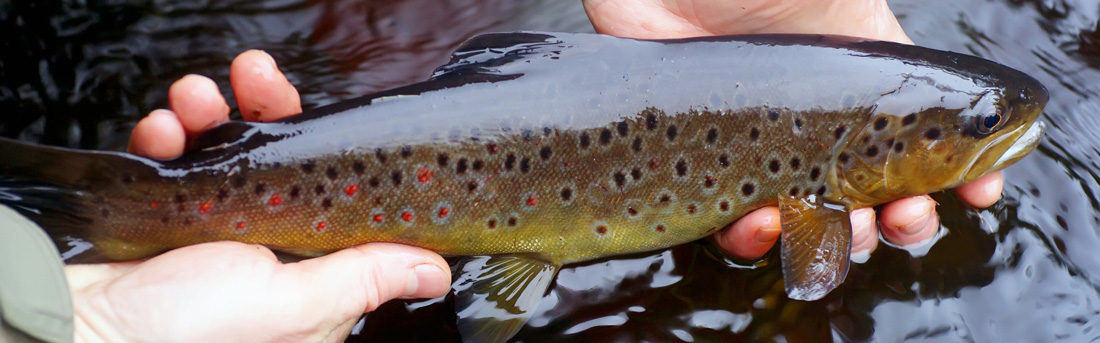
[829,60,1048,207]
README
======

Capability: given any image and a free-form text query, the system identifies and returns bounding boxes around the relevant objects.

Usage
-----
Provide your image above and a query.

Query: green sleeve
[0,205,72,343]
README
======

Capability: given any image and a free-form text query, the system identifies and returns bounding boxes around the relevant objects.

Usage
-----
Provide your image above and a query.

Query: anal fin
[779,195,852,301]
[452,255,559,343]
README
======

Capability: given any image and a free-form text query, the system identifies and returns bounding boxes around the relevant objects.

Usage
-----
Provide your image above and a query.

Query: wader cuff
[0,205,72,343]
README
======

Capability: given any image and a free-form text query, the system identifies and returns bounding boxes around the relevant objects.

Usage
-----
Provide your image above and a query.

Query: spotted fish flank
[0,32,1047,343]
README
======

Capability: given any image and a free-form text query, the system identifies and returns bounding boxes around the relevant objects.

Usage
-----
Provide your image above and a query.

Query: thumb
[292,243,451,314]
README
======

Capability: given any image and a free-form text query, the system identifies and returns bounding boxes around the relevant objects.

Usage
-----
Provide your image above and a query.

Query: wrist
[67,265,131,343]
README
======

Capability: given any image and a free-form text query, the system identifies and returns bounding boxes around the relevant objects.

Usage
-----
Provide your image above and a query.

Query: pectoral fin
[453,255,560,343]
[779,195,852,301]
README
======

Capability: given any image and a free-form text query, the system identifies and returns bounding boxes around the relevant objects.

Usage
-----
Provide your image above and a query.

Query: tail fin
[0,137,162,261]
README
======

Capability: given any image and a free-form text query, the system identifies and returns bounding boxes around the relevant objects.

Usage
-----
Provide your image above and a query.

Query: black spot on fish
[314,184,325,195]
[232,176,246,189]
[789,187,800,197]
[505,154,516,170]
[322,198,333,209]
[595,225,608,235]
[216,189,229,202]
[160,216,170,224]
[375,149,387,164]
[437,154,449,167]
[886,138,895,147]
[646,113,658,130]
[790,158,801,170]
[520,158,531,173]
[741,183,755,196]
[817,186,827,196]
[750,127,760,141]
[659,194,671,203]
[675,159,688,176]
[894,142,905,152]
[627,207,638,216]
[768,159,780,173]
[631,168,642,180]
[794,118,803,130]
[368,176,381,188]
[865,146,879,157]
[839,153,851,164]
[540,147,552,160]
[666,125,678,141]
[175,193,186,203]
[580,132,591,148]
[925,128,942,140]
[861,136,871,144]
[472,160,484,171]
[600,128,612,145]
[254,183,266,195]
[768,108,780,121]
[456,159,468,174]
[834,126,847,139]
[810,167,821,181]
[544,127,552,135]
[522,129,535,141]
[326,167,338,180]
[467,181,478,193]
[352,161,366,175]
[632,136,643,152]
[391,171,402,187]
[617,121,629,137]
[902,114,917,126]
[704,175,716,188]
[290,186,301,199]
[718,155,730,168]
[874,117,888,131]
[706,128,718,144]
[719,201,730,212]
[687,204,697,215]
[648,157,660,171]
[560,187,572,201]
[400,145,413,158]
[613,172,626,188]
[488,219,497,229]
[655,225,666,233]
[508,217,518,227]
[301,161,316,173]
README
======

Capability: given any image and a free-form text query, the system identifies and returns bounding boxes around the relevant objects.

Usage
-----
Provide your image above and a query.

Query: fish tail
[0,137,162,261]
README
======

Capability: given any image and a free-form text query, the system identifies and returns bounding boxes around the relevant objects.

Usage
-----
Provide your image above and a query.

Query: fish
[0,32,1047,342]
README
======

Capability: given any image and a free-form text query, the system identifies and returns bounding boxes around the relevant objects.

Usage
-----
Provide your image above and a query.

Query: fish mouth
[983,120,1045,176]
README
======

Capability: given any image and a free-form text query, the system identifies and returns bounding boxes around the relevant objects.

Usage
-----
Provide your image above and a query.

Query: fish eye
[976,103,1006,135]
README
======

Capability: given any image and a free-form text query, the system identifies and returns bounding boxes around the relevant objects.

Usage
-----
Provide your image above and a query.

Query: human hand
[67,242,450,343]
[583,0,1005,261]
[78,51,451,343]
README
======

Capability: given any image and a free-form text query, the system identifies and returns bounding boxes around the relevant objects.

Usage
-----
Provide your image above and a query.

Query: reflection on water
[2,0,1100,341]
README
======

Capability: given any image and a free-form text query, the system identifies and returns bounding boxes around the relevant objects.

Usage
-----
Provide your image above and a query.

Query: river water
[1,0,1097,342]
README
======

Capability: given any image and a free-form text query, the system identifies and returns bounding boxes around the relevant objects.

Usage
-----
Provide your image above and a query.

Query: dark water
[2,0,1099,342]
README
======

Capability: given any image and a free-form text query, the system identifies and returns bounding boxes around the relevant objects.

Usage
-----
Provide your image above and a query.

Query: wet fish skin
[0,32,1047,342]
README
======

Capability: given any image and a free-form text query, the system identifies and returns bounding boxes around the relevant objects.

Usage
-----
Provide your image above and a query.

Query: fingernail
[754,226,780,244]
[406,264,447,297]
[898,212,933,236]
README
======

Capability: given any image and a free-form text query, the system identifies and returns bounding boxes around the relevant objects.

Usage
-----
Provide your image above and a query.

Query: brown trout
[0,32,1046,342]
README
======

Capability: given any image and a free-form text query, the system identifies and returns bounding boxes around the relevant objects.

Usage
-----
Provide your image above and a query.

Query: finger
[879,195,940,247]
[712,206,781,260]
[291,243,450,314]
[128,109,187,159]
[230,50,302,122]
[849,208,878,263]
[168,74,231,137]
[955,171,1003,208]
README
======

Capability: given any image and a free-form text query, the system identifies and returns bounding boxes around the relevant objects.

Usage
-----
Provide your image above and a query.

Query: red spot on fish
[344,184,359,197]
[526,195,537,206]
[149,201,159,208]
[487,143,498,153]
[438,207,450,218]
[236,221,246,231]
[373,214,384,222]
[316,221,326,232]
[401,212,413,222]
[417,167,432,183]
[198,202,212,215]
[269,194,283,206]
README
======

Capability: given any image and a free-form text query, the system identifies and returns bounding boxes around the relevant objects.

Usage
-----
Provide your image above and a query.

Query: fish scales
[0,31,1047,342]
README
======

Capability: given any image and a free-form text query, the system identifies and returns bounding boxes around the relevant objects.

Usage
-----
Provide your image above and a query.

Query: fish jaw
[984,121,1045,175]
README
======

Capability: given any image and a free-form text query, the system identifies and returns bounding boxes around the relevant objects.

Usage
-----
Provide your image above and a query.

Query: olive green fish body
[0,32,1047,342]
